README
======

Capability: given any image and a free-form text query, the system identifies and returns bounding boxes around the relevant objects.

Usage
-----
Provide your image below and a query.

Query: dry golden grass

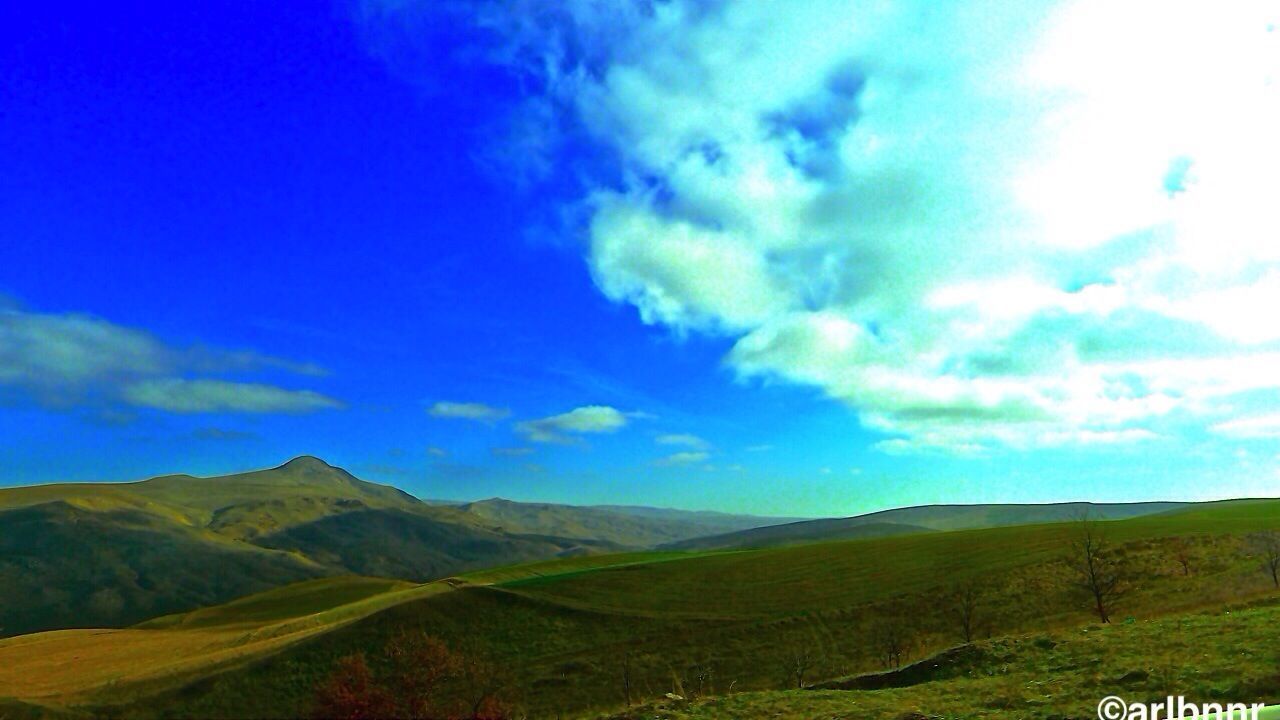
[0,578,452,705]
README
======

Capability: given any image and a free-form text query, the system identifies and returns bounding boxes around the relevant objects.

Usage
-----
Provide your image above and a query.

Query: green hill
[4,497,1270,718]
[0,500,319,637]
[0,457,700,637]
[255,508,624,581]
[665,500,1188,550]
[452,497,800,548]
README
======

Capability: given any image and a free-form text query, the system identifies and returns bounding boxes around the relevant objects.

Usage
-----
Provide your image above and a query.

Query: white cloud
[1212,414,1280,440]
[0,304,337,414]
[427,446,449,457]
[122,379,343,414]
[655,432,709,449]
[428,401,512,422]
[516,405,630,443]
[655,450,711,467]
[449,0,1280,454]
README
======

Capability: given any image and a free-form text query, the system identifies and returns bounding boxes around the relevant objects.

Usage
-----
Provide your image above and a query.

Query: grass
[5,500,1280,718]
[608,596,1280,719]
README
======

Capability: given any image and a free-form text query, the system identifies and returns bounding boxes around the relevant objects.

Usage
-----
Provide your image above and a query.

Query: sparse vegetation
[949,581,985,643]
[1248,530,1280,588]
[312,631,512,719]
[1063,513,1128,623]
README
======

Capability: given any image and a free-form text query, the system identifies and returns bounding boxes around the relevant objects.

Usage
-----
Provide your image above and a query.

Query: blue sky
[2,1,1278,516]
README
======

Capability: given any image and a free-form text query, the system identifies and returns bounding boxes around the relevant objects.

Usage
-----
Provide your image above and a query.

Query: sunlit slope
[0,576,451,706]
[110,501,1280,718]
[0,554,689,709]
[138,576,414,630]
[666,500,1189,550]
[606,598,1280,720]
[0,457,636,636]
[515,499,1280,619]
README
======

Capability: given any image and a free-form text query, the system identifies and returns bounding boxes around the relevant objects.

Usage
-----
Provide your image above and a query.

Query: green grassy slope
[254,508,625,581]
[666,500,1189,550]
[609,596,1280,719]
[137,576,414,630]
[91,499,1280,719]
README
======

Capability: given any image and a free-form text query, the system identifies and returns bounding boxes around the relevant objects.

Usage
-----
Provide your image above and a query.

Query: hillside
[0,457,711,636]
[664,500,1188,550]
[4,498,1279,718]
[452,497,799,547]
[0,501,319,637]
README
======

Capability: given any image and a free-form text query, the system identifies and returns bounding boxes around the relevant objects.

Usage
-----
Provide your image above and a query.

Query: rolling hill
[451,497,802,548]
[3,498,1279,718]
[663,500,1189,550]
[0,457,789,637]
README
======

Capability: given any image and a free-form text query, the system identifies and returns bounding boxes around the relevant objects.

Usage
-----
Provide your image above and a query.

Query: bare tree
[1248,531,1280,588]
[872,615,911,670]
[781,642,813,688]
[1171,536,1193,576]
[950,581,984,643]
[1064,513,1128,624]
[687,658,715,699]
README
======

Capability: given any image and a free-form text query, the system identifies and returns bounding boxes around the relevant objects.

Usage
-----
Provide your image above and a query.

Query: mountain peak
[278,455,335,472]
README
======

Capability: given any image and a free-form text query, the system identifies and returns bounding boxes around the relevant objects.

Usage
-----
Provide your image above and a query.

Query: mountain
[0,500,319,637]
[451,497,801,548]
[663,501,1189,550]
[0,457,672,636]
[9,497,1278,719]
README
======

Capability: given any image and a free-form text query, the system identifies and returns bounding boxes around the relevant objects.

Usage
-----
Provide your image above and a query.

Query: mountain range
[0,456,1199,638]
[0,456,786,636]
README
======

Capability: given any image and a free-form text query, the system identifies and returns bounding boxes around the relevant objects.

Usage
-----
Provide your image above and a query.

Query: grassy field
[2,500,1280,718]
[608,595,1280,719]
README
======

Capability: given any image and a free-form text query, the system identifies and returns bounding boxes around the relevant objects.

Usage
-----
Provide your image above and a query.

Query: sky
[1,1,1279,517]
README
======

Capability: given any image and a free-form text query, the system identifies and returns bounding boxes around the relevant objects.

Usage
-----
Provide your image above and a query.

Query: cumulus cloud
[0,304,338,414]
[516,405,630,443]
[428,401,512,422]
[423,0,1280,454]
[655,450,711,467]
[655,433,709,449]
[122,379,343,414]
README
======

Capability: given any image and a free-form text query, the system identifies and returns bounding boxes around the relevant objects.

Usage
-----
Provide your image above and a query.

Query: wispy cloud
[655,433,710,450]
[122,379,343,414]
[428,401,511,423]
[1211,414,1280,440]
[516,405,630,444]
[655,451,711,467]
[0,304,338,414]
[427,446,449,457]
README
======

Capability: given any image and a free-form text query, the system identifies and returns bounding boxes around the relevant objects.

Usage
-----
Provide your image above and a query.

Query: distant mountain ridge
[0,457,1221,637]
[450,497,803,548]
[0,457,788,636]
[663,500,1190,550]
